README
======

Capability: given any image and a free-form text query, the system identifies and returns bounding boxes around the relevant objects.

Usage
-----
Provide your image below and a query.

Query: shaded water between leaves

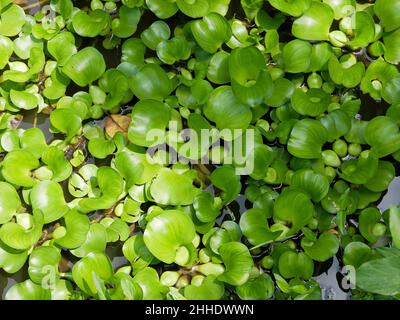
[2,0,398,300]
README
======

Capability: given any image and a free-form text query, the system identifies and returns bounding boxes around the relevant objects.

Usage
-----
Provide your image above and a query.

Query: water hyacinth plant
[0,0,399,301]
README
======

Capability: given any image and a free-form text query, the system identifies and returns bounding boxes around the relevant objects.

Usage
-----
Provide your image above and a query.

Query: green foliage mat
[0,0,399,300]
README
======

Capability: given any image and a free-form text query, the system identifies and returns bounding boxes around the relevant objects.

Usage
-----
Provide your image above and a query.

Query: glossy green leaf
[374,0,400,32]
[357,256,400,296]
[273,188,314,234]
[2,150,39,187]
[0,210,44,251]
[5,280,51,300]
[72,9,110,37]
[55,210,90,249]
[204,86,252,130]
[343,241,372,268]
[129,63,173,101]
[229,47,273,107]
[301,232,339,262]
[112,6,141,38]
[278,251,314,279]
[218,242,253,286]
[143,210,196,265]
[236,273,274,300]
[288,119,328,159]
[63,47,106,87]
[0,182,21,224]
[240,208,281,246]
[78,167,124,213]
[365,116,400,157]
[291,169,329,202]
[30,181,69,224]
[72,252,114,296]
[291,88,330,117]
[292,2,334,41]
[28,246,61,284]
[184,275,225,300]
[191,13,232,53]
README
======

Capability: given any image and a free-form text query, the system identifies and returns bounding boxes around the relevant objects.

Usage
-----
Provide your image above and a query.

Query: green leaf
[70,223,107,258]
[278,251,314,279]
[0,182,21,224]
[72,9,111,37]
[5,280,51,300]
[229,47,273,107]
[236,273,274,300]
[123,235,156,272]
[112,6,141,38]
[150,168,198,205]
[0,4,25,37]
[364,161,395,192]
[156,37,191,65]
[88,138,116,159]
[72,252,114,296]
[47,32,77,66]
[288,119,328,159]
[210,166,241,205]
[0,241,28,274]
[184,275,225,300]
[0,35,13,69]
[30,181,69,224]
[390,207,400,249]
[291,88,330,117]
[63,47,106,87]
[20,128,47,159]
[145,0,178,19]
[141,21,171,50]
[218,242,253,286]
[204,86,252,130]
[356,256,400,296]
[129,63,173,101]
[78,167,124,213]
[361,59,398,100]
[50,108,82,141]
[339,150,378,184]
[365,116,400,157]
[207,51,231,84]
[42,147,73,182]
[290,169,329,202]
[319,109,352,142]
[374,0,400,32]
[273,188,314,234]
[128,99,171,147]
[133,267,168,299]
[10,90,38,110]
[191,13,232,53]
[0,210,44,251]
[359,207,381,244]
[28,246,61,284]
[54,209,90,250]
[292,2,334,41]
[282,40,312,73]
[343,242,372,268]
[143,210,196,265]
[301,232,339,262]
[2,150,39,187]
[193,192,221,223]
[240,208,281,246]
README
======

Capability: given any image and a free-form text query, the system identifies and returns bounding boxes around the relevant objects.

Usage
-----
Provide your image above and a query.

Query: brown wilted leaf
[327,229,339,235]
[105,114,131,138]
[14,0,50,11]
